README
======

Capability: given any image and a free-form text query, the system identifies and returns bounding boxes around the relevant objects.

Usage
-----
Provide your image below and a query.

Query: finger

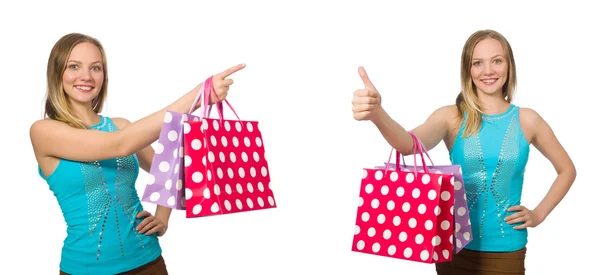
[136,216,154,231]
[358,66,376,90]
[506,216,528,225]
[216,63,246,79]
[218,78,234,87]
[504,212,525,222]
[513,220,531,230]
[139,220,159,234]
[352,104,377,113]
[136,210,151,219]
[354,111,371,120]
[354,89,379,98]
[352,96,379,105]
[146,224,165,236]
[507,205,524,212]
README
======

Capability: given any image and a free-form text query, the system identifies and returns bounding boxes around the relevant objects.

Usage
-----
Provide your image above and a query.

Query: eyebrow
[67,60,103,65]
[472,54,504,60]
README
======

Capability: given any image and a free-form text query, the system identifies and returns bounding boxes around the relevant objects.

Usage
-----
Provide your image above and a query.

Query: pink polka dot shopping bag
[351,132,471,263]
[142,77,276,218]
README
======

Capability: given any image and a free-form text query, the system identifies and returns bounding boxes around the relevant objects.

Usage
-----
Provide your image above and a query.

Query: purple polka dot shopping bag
[141,78,213,210]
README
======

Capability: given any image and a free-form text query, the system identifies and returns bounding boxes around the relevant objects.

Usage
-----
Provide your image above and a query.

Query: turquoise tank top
[449,104,530,252]
[38,116,162,274]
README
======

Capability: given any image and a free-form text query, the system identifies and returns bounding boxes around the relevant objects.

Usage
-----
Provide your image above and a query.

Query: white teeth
[482,80,495,84]
[75,86,92,90]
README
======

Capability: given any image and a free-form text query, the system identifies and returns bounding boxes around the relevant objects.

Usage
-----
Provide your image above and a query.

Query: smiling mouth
[75,85,94,91]
[481,79,497,85]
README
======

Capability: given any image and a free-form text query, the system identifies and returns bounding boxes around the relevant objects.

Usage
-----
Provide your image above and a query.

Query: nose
[79,67,93,81]
[483,62,494,76]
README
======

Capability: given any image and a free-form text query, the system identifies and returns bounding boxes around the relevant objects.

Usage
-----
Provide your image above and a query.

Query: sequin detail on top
[463,107,519,240]
[463,134,487,239]
[81,117,146,260]
[114,155,146,251]
[81,161,112,261]
[489,112,519,238]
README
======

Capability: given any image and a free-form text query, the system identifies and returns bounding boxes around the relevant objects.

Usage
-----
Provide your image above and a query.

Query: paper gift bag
[352,132,456,263]
[375,132,473,253]
[141,80,211,209]
[182,77,276,218]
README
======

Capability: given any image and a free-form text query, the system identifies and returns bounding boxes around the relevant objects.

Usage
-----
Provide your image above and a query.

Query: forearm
[534,169,577,221]
[121,87,201,156]
[154,205,173,227]
[371,108,414,155]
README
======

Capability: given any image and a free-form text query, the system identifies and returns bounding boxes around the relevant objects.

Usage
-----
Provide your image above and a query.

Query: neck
[70,100,101,127]
[476,91,510,115]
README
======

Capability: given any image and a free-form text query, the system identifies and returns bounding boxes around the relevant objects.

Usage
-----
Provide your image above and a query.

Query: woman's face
[470,38,508,97]
[62,42,104,106]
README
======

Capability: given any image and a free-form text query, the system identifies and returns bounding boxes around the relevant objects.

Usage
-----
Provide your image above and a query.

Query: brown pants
[60,255,168,275]
[435,247,526,275]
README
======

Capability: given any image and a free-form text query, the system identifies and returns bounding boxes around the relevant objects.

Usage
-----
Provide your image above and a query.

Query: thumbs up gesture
[352,66,383,121]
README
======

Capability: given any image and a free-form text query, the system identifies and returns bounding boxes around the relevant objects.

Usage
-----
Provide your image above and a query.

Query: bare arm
[30,63,245,163]
[371,105,454,155]
[352,66,451,155]
[31,87,200,162]
[525,108,576,222]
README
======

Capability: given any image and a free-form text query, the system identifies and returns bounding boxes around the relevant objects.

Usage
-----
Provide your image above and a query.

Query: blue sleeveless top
[38,116,162,274]
[449,104,530,252]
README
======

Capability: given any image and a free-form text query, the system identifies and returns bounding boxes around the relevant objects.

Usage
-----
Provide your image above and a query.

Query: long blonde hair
[44,33,108,129]
[455,29,517,137]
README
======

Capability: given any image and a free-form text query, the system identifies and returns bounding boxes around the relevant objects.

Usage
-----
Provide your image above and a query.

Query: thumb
[358,66,376,90]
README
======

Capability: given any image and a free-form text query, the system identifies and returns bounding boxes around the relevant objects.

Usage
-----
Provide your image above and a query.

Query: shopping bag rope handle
[384,131,429,176]
[188,76,242,122]
[397,131,434,167]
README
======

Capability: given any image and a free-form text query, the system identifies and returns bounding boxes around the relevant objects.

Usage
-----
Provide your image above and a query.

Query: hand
[505,205,544,230]
[136,210,168,237]
[352,66,383,121]
[209,63,246,104]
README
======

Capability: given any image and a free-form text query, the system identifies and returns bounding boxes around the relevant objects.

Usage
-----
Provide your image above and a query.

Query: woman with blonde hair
[351,29,576,274]
[30,32,245,274]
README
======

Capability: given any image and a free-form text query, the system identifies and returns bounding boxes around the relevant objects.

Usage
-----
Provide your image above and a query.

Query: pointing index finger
[216,63,246,79]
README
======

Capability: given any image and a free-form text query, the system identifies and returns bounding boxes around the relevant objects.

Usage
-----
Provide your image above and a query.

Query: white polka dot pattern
[142,110,194,210]
[352,168,455,263]
[183,118,275,218]
[376,162,473,254]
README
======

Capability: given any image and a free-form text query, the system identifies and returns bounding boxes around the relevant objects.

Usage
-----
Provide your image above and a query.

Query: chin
[476,86,502,96]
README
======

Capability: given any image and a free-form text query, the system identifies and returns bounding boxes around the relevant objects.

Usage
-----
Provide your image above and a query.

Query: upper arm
[520,108,576,175]
[410,105,457,152]
[30,119,127,162]
[111,117,155,172]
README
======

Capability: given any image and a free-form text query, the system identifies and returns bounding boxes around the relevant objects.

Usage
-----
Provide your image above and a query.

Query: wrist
[370,107,387,125]
[532,206,549,222]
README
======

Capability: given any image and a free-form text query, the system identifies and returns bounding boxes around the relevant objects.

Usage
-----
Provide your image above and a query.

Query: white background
[1,0,597,274]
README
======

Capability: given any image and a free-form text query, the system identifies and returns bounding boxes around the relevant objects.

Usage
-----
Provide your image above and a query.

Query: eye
[472,61,481,66]
[68,64,78,69]
[92,66,103,71]
[494,59,503,64]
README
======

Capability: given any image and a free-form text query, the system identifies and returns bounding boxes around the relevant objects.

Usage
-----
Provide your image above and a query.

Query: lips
[481,79,497,85]
[74,85,94,92]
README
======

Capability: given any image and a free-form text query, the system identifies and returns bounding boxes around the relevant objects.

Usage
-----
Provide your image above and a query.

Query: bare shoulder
[110,117,132,130]
[431,104,461,125]
[436,104,460,116]
[30,118,64,139]
[518,106,545,143]
[518,107,544,129]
